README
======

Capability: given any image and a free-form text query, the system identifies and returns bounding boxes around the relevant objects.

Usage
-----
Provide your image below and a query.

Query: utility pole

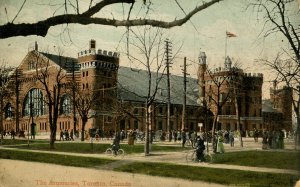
[181,57,189,131]
[165,38,172,141]
[72,60,77,136]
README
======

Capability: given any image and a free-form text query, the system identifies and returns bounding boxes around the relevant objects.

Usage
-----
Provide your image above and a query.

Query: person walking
[195,136,206,162]
[182,130,187,147]
[70,129,74,141]
[173,130,177,142]
[229,131,234,147]
[262,131,268,149]
[216,134,225,153]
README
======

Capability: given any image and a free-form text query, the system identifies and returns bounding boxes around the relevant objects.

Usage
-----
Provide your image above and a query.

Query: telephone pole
[165,38,172,141]
[72,60,77,135]
[181,57,189,131]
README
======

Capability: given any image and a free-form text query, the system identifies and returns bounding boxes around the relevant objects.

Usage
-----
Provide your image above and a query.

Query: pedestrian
[262,131,268,149]
[216,134,225,153]
[173,130,177,142]
[70,129,74,141]
[278,130,284,149]
[229,131,234,147]
[60,130,64,141]
[195,136,205,162]
[182,130,186,147]
[11,130,15,140]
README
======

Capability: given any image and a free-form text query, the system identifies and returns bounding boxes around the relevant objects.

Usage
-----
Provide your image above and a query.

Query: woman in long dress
[217,135,225,153]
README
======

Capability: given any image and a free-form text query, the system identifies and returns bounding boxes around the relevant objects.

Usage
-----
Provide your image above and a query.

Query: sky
[0,0,299,99]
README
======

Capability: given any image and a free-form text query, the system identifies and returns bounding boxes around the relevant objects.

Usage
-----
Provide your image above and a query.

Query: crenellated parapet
[77,49,120,58]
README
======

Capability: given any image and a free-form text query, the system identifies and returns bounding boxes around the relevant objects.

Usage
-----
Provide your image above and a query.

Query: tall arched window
[60,95,71,115]
[23,88,45,117]
[5,103,14,118]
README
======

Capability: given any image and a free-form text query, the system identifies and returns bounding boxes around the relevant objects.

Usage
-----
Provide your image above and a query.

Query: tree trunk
[49,125,56,149]
[81,118,87,142]
[0,95,3,144]
[211,113,218,152]
[144,104,150,156]
[234,95,243,147]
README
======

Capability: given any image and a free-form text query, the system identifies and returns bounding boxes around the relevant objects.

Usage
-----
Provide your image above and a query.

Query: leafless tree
[72,86,98,141]
[0,63,14,143]
[125,26,166,155]
[33,50,68,149]
[204,67,233,151]
[261,54,300,147]
[0,0,223,39]
[251,0,300,147]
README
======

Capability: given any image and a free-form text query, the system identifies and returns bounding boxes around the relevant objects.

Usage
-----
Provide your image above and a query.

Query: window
[60,95,71,115]
[158,121,163,130]
[86,71,88,76]
[134,120,138,130]
[159,107,163,114]
[5,104,14,118]
[28,61,36,70]
[83,72,85,77]
[134,108,139,115]
[23,88,45,117]
[86,83,89,89]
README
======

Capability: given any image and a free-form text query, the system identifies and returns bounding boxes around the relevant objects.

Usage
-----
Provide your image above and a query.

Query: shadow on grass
[0,149,115,168]
[114,162,299,187]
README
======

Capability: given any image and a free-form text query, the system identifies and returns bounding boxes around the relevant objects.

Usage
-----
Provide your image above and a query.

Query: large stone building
[197,52,263,133]
[3,40,205,135]
[262,81,293,131]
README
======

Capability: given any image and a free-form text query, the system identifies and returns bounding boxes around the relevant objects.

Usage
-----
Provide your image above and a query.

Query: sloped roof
[117,66,199,106]
[40,52,80,72]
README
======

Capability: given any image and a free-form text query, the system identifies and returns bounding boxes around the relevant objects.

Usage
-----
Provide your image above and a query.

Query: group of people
[59,129,74,141]
[262,130,285,149]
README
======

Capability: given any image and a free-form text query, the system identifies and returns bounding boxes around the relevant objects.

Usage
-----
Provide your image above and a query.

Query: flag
[226,31,237,37]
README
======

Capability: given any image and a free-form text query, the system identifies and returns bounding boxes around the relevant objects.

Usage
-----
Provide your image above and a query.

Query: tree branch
[0,0,222,39]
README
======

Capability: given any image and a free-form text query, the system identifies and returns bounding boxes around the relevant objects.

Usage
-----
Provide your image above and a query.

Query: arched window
[23,88,45,117]
[5,103,14,118]
[60,95,71,115]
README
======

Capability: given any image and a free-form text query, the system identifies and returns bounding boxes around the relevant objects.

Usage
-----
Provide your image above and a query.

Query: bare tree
[0,0,223,39]
[125,26,166,155]
[251,0,300,147]
[0,63,14,143]
[33,50,68,149]
[261,54,300,147]
[204,67,233,151]
[72,86,98,141]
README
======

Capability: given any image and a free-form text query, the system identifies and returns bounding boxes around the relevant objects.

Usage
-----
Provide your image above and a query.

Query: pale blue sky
[0,0,299,98]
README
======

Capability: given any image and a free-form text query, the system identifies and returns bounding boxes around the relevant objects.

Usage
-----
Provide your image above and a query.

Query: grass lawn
[0,149,115,168]
[0,139,48,145]
[212,150,300,171]
[6,141,190,154]
[114,162,299,187]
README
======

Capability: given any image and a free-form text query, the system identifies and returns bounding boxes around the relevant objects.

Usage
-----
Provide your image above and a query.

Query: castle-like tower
[77,40,120,130]
[197,52,263,133]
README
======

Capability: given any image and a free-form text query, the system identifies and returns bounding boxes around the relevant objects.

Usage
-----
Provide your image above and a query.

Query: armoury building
[2,40,291,136]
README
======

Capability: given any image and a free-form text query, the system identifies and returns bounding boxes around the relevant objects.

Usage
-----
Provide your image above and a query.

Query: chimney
[90,39,96,50]
[199,51,207,64]
[35,41,38,51]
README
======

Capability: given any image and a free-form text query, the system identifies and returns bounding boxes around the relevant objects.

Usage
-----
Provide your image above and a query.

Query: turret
[225,56,232,69]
